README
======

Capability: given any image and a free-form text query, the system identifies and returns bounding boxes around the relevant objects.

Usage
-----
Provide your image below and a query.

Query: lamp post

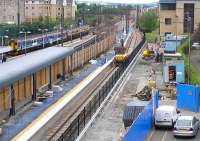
[19,31,31,55]
[1,35,9,62]
[70,24,73,42]
[176,15,178,51]
[185,12,191,84]
[61,0,64,46]
[54,26,59,46]
[38,28,48,48]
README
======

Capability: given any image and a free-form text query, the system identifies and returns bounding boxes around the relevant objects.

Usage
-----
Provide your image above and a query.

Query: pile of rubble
[136,86,152,101]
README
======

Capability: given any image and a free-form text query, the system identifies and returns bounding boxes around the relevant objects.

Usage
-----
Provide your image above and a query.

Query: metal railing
[54,37,145,141]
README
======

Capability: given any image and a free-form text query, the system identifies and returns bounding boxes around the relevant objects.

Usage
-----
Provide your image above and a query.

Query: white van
[155,105,180,128]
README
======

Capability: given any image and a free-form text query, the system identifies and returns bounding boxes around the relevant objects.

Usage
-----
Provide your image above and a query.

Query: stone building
[25,0,76,22]
[0,0,25,24]
[160,0,200,37]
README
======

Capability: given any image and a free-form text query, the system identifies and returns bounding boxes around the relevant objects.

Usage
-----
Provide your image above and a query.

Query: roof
[157,105,176,112]
[160,0,176,4]
[178,116,194,120]
[0,47,74,89]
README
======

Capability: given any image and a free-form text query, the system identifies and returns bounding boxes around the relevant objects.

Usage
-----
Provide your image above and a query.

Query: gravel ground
[80,56,161,141]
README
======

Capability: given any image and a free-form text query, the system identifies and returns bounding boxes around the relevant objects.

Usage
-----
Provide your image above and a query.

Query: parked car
[173,116,200,137]
[192,42,200,49]
[154,106,180,128]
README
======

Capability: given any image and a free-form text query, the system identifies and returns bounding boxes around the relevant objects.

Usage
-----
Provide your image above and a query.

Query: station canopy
[0,47,74,89]
[160,0,176,3]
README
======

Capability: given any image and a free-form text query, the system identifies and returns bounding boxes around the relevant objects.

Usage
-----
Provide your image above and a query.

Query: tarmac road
[147,100,200,141]
[148,127,200,141]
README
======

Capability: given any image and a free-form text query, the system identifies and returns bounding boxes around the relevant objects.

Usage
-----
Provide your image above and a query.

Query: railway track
[12,24,145,141]
[44,28,136,141]
[44,33,145,141]
[43,63,116,141]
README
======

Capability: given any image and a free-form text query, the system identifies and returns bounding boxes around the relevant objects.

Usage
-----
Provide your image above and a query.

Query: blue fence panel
[176,83,200,112]
[123,101,153,141]
[123,90,159,141]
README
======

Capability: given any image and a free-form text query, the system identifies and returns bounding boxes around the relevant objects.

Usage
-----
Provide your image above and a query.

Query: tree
[137,11,158,33]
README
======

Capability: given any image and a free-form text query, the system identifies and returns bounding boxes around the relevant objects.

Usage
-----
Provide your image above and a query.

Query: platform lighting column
[61,0,64,46]
[54,26,59,46]
[25,32,27,55]
[71,24,73,42]
[38,28,48,48]
[1,35,8,61]
[20,31,31,55]
[57,27,59,46]
[39,29,44,48]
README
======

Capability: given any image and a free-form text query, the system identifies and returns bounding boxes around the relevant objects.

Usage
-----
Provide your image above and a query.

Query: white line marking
[162,131,167,141]
[147,130,155,141]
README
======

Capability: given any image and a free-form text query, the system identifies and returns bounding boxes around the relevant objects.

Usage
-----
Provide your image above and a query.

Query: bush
[137,11,159,33]
[145,30,159,43]
[177,39,200,85]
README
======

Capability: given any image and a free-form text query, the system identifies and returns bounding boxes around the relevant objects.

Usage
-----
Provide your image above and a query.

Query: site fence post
[78,115,80,136]
[83,107,86,126]
[89,102,92,119]
[99,91,101,107]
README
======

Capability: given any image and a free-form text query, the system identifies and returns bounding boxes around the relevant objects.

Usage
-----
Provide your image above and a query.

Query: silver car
[173,116,200,137]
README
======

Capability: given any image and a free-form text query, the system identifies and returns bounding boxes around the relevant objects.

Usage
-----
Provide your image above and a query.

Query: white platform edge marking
[12,59,113,141]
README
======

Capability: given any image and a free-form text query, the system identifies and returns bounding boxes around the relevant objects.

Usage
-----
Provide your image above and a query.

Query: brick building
[160,0,200,37]
[25,0,76,22]
[0,0,25,24]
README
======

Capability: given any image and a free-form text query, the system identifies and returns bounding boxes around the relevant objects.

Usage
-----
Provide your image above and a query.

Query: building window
[184,4,194,33]
[160,4,176,10]
[165,18,172,25]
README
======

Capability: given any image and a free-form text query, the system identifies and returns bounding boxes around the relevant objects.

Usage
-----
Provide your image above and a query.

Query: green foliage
[138,11,159,33]
[145,30,159,43]
[76,3,128,26]
[0,17,75,40]
[177,40,200,85]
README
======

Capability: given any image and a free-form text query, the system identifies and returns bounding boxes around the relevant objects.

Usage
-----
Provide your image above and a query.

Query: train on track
[8,25,90,55]
[114,30,134,64]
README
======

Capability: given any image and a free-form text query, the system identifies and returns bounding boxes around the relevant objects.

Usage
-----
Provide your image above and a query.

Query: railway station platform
[0,31,115,141]
[0,49,115,141]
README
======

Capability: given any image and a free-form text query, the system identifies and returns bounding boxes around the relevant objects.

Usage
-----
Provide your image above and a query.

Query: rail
[54,37,146,141]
